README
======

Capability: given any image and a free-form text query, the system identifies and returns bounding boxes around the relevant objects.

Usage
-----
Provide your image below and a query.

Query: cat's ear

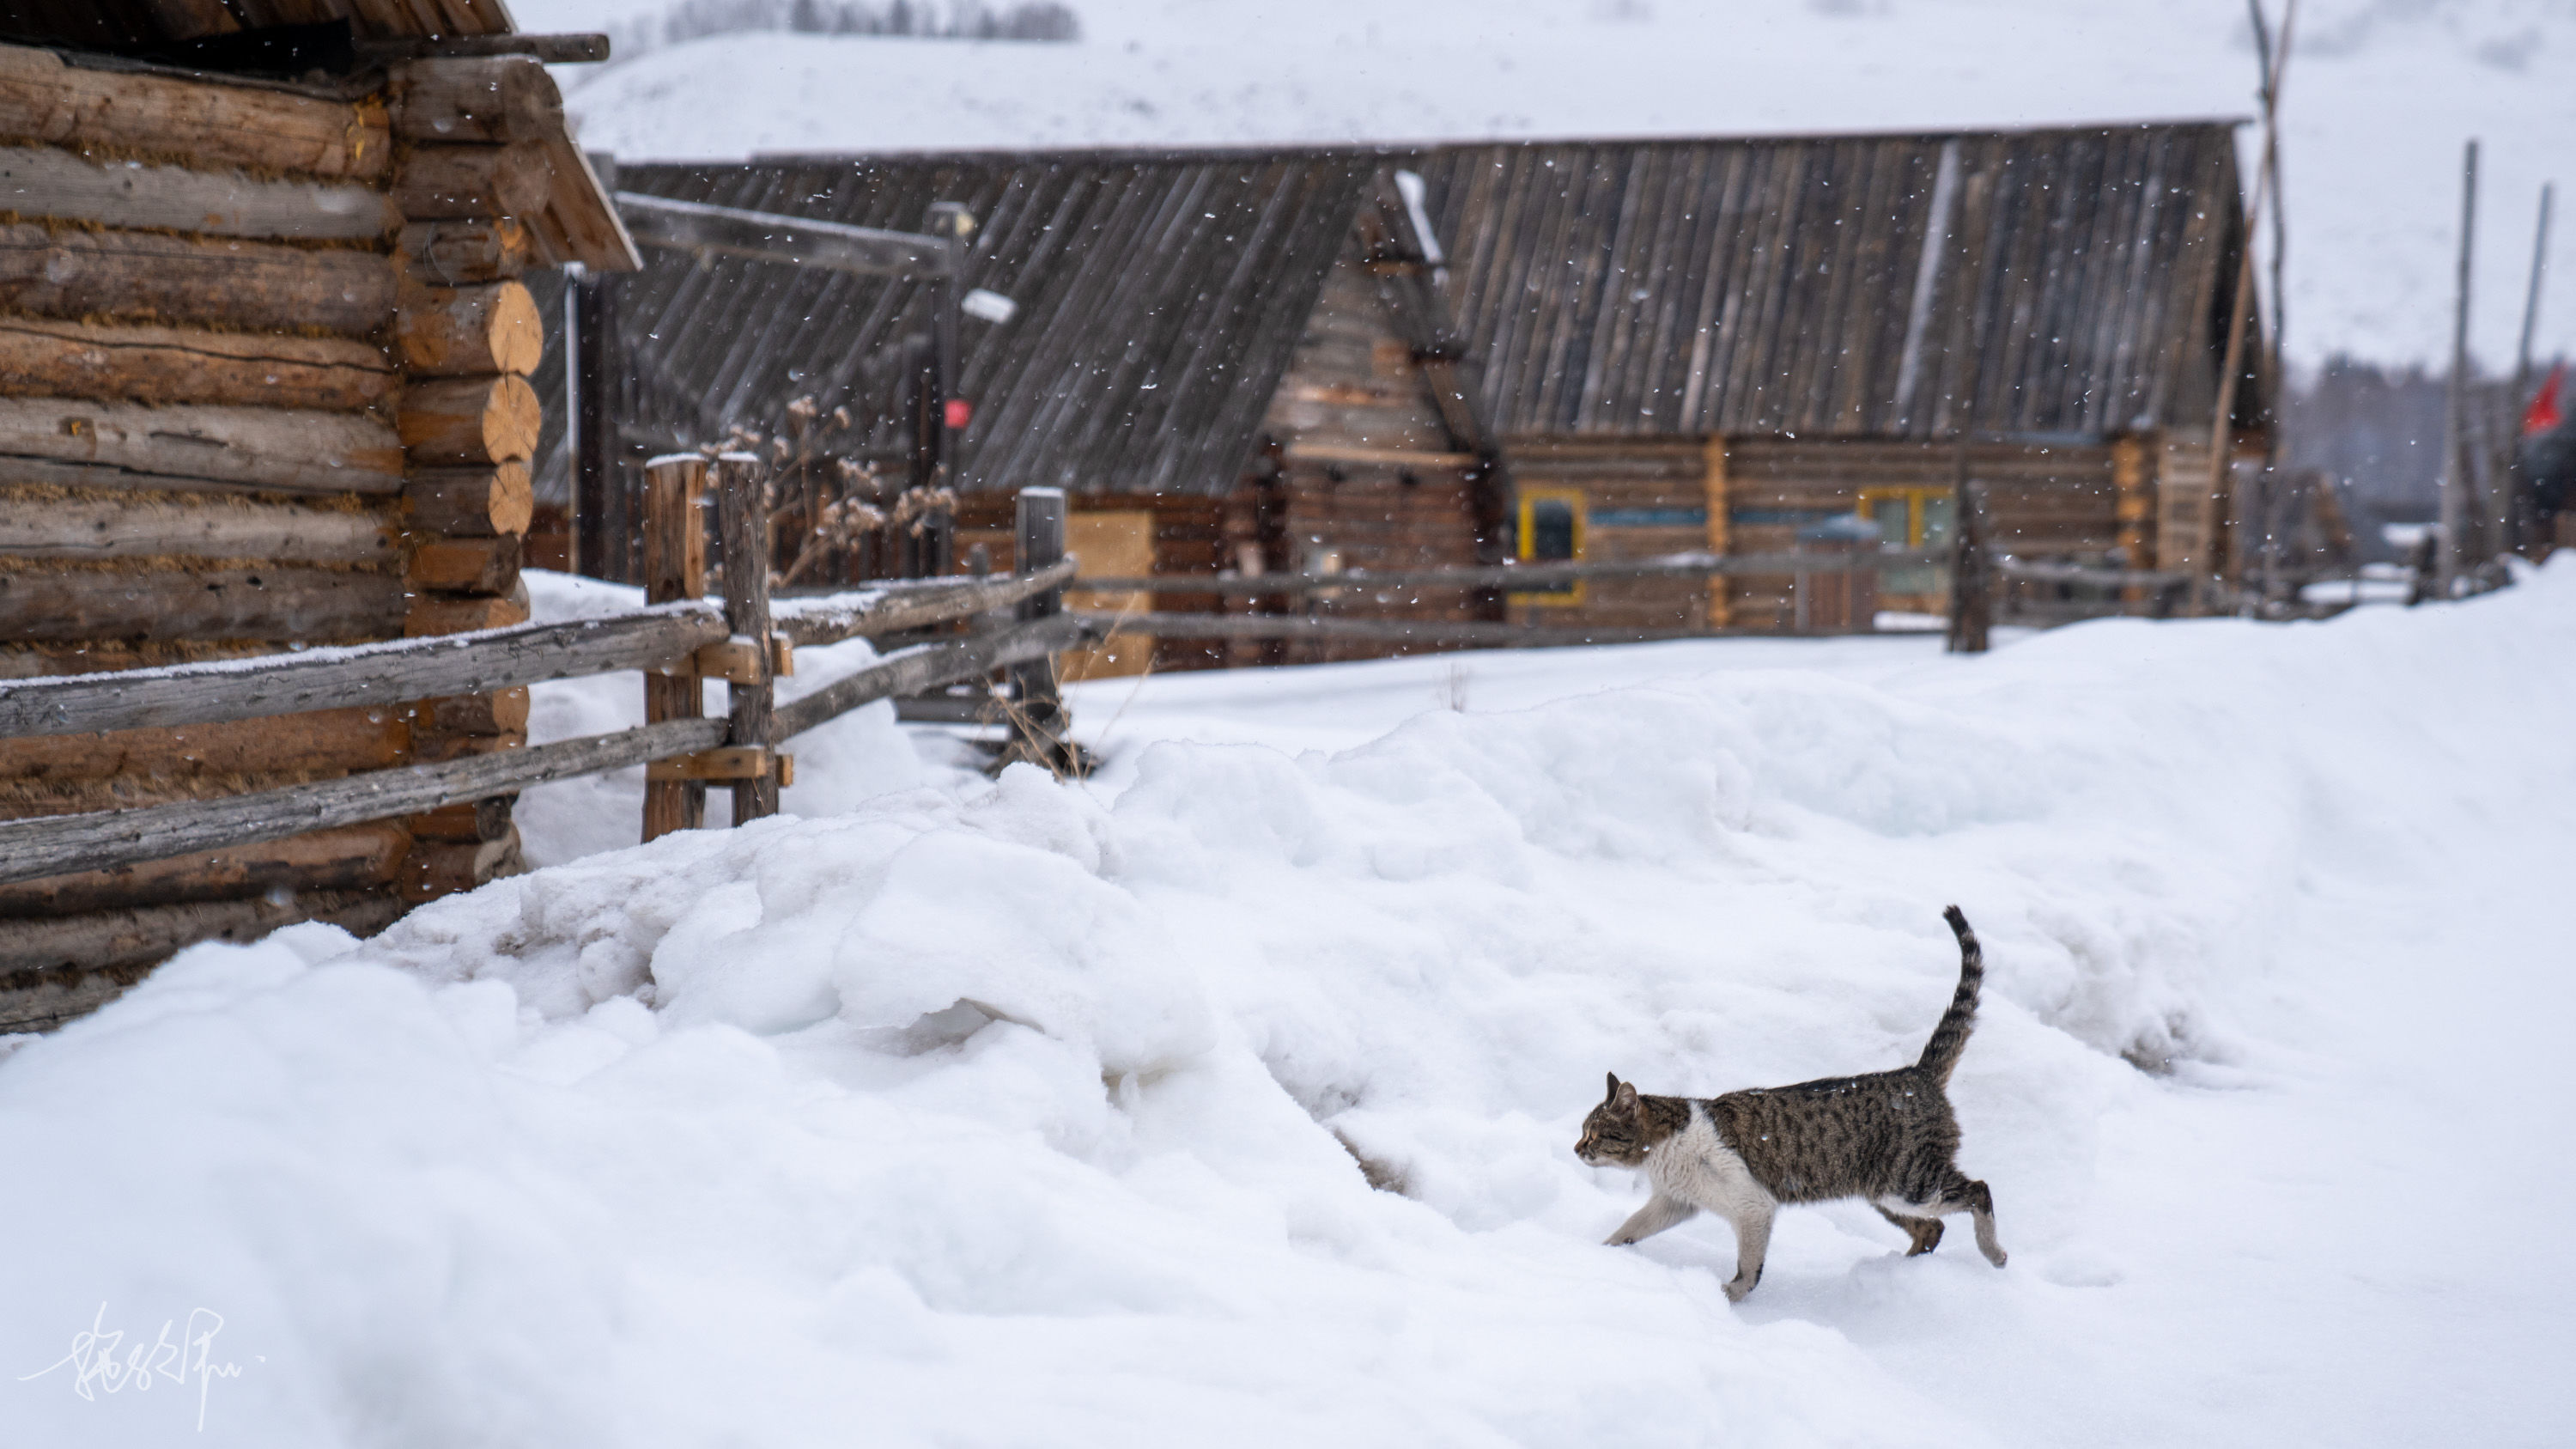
[1605,1071,1622,1102]
[1611,1078,1640,1110]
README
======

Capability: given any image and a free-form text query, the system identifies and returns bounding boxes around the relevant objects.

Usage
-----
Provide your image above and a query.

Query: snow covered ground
[516,0,2573,372]
[4,567,2573,1446]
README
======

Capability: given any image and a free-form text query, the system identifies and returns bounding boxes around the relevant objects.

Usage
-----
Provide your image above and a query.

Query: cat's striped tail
[1917,905,1984,1085]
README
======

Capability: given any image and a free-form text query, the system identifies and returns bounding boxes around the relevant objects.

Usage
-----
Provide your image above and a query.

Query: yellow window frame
[1855,485,1950,548]
[1514,486,1587,607]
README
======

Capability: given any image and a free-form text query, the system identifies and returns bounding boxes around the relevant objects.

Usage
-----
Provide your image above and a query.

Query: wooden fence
[0,476,1085,894]
[1073,543,2382,652]
[1077,549,1947,647]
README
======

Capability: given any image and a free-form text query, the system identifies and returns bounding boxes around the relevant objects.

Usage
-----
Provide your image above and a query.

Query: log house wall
[0,48,577,1027]
[1720,437,2121,629]
[1248,240,1485,665]
[1503,438,1712,631]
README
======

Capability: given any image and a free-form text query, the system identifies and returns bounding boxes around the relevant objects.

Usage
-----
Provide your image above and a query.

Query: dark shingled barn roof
[1410,121,2263,441]
[538,149,1382,500]
[537,121,2261,502]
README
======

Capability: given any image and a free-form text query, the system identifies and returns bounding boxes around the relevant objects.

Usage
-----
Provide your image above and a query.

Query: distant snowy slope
[519,0,2573,371]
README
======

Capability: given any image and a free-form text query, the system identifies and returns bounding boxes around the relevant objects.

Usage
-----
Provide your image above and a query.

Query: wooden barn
[0,7,636,1028]
[536,146,1472,673]
[1409,125,2271,632]
[557,121,2264,655]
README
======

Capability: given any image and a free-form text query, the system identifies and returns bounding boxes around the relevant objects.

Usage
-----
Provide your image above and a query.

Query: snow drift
[5,570,2575,1446]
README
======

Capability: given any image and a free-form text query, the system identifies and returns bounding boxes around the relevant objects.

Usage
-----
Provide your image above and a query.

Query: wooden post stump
[1005,488,1071,768]
[642,454,708,841]
[1946,479,1993,654]
[714,451,781,824]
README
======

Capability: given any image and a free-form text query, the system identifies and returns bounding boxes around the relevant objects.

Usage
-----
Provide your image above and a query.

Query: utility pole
[2248,0,2290,397]
[2439,140,2478,595]
[2200,0,2293,614]
[2505,183,2553,553]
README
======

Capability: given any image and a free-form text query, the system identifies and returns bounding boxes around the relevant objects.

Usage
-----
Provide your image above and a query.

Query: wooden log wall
[0,49,578,1028]
[1249,243,1485,664]
[2153,431,2252,603]
[1720,437,2120,630]
[1504,438,1713,632]
[387,58,558,903]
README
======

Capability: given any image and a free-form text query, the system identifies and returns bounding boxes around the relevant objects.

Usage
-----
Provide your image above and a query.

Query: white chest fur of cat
[1607,1107,1780,1302]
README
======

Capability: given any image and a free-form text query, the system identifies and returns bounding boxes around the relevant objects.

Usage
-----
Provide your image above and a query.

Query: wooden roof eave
[532,137,642,273]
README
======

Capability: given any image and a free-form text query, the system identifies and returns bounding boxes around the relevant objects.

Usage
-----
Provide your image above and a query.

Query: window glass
[1516,493,1582,601]
[1528,499,1577,563]
[1871,497,1910,548]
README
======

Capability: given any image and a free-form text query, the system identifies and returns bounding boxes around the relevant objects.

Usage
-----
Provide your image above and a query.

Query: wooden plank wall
[2153,431,2256,591]
[1252,242,1486,664]
[954,492,1230,672]
[0,48,563,1027]
[1722,437,2119,629]
[1504,438,1711,630]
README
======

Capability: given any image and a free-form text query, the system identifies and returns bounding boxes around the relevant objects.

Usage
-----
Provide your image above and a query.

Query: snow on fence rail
[0,478,1086,890]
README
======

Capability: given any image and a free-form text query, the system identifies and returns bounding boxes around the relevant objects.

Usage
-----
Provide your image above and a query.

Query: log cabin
[1411,125,2270,634]
[0,5,638,1029]
[556,120,2264,661]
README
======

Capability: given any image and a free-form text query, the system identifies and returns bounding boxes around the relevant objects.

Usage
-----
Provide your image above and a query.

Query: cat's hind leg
[1912,1178,2006,1267]
[1872,1202,1946,1257]
[1606,1192,1698,1246]
[1957,1179,2007,1267]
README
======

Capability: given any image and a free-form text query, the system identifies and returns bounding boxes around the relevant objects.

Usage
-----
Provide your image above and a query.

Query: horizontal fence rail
[0,614,1091,889]
[775,558,1075,647]
[1072,549,1943,596]
[1079,613,1898,647]
[775,615,1082,739]
[0,561,1078,741]
[1995,558,2187,589]
[0,606,729,740]
[0,717,725,889]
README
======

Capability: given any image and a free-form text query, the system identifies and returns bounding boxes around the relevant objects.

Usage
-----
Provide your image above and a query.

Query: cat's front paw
[1722,1277,1754,1303]
[1607,1233,1637,1246]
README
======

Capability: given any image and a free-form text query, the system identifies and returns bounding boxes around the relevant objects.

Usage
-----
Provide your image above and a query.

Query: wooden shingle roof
[557,149,1380,498]
[1411,122,2263,441]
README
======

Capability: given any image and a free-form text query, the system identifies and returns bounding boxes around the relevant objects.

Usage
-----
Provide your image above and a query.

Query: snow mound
[5,568,2576,1445]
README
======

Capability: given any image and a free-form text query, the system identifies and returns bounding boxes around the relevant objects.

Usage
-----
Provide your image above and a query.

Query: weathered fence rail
[1084,613,1899,646]
[1075,549,1944,597]
[0,617,1084,889]
[1994,559,2187,590]
[0,557,1078,740]
[1077,547,1938,647]
[0,479,1085,891]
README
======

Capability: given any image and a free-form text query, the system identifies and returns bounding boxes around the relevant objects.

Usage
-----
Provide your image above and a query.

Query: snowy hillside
[5,571,2574,1445]
[516,0,2574,372]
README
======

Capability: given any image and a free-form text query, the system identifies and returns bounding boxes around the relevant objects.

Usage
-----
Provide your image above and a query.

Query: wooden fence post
[1946,479,1993,654]
[641,454,708,840]
[714,450,781,824]
[1008,487,1068,762]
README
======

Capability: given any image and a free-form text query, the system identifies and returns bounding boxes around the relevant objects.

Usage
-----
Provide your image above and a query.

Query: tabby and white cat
[1576,905,2007,1301]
